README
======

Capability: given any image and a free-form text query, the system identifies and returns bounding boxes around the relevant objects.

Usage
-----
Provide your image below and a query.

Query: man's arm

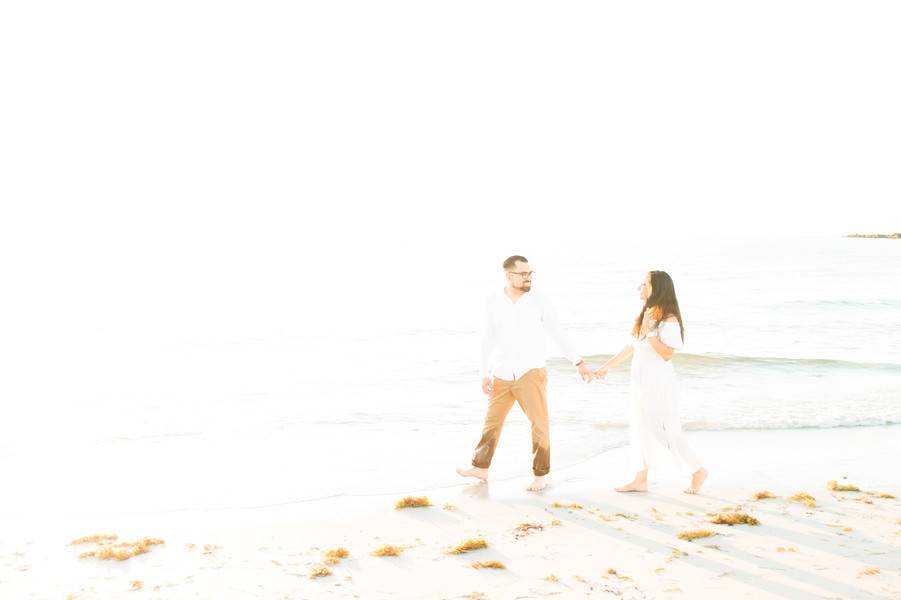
[540,295,594,382]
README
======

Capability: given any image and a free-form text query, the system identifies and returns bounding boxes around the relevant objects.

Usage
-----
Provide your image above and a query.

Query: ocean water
[3,236,900,516]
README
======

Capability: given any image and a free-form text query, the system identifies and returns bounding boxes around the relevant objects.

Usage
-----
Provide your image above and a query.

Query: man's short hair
[503,255,528,271]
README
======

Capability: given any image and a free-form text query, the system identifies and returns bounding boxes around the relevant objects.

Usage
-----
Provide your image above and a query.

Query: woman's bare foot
[684,467,708,494]
[526,476,547,492]
[456,466,489,482]
[614,480,648,493]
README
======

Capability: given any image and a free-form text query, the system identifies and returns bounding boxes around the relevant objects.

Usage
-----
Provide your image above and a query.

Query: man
[456,255,594,492]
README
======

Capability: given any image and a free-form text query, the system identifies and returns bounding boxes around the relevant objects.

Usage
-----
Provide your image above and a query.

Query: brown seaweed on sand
[309,566,332,578]
[866,491,896,499]
[709,513,760,526]
[828,480,860,492]
[70,534,118,545]
[472,561,505,569]
[750,490,776,501]
[513,522,544,538]
[613,513,639,521]
[77,538,164,561]
[324,547,349,565]
[449,538,488,554]
[677,529,716,541]
[788,492,817,508]
[395,496,432,509]
[371,544,403,557]
[551,502,583,509]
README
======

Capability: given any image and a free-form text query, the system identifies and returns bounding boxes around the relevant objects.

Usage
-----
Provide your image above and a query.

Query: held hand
[594,367,609,380]
[481,377,494,395]
[577,362,594,383]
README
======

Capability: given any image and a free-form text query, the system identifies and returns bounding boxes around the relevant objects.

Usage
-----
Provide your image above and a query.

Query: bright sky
[1,2,899,319]
[2,0,901,407]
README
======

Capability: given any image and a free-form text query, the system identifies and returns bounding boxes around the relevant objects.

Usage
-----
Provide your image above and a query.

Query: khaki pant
[471,367,550,476]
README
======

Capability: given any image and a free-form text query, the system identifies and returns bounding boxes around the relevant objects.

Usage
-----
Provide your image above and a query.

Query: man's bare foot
[456,466,488,482]
[526,476,547,492]
[684,467,708,494]
[615,481,648,493]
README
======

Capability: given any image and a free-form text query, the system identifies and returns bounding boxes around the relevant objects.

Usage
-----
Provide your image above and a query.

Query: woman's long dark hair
[632,270,685,342]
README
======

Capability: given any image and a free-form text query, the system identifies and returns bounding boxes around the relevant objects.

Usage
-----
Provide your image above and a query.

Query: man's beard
[519,283,532,292]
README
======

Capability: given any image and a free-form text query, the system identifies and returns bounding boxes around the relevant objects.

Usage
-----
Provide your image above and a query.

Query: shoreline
[846,233,901,239]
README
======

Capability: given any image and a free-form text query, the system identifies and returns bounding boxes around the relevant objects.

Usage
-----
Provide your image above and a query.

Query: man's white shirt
[480,289,583,380]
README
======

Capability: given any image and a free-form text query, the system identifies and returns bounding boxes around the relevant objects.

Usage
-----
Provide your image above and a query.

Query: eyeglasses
[636,283,647,291]
[508,271,535,278]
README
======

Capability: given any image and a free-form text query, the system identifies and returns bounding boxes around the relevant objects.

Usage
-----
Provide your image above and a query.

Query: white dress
[628,314,703,474]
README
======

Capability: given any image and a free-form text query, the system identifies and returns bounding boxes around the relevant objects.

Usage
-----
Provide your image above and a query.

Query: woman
[596,271,708,494]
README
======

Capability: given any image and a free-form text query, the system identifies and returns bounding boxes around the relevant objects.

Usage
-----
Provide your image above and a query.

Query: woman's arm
[647,335,676,361]
[647,317,680,361]
[595,343,634,377]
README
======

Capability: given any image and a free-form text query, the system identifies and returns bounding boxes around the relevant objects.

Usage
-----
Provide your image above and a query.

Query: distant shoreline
[846,233,901,239]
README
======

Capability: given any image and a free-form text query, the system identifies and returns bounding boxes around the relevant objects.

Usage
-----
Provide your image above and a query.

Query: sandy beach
[3,426,900,600]
[4,0,901,596]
